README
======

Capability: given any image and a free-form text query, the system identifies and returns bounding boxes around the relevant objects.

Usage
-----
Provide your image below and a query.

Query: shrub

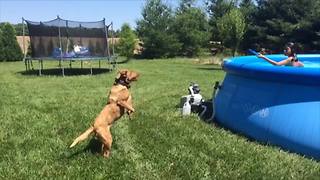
[0,23,23,61]
[118,23,137,59]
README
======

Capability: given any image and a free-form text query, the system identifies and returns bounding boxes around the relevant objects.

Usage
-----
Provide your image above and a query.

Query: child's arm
[258,54,290,66]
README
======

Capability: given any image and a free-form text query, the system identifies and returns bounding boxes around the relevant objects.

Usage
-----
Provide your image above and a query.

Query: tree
[254,0,316,51]
[108,29,120,38]
[118,23,137,59]
[136,0,181,58]
[0,23,23,61]
[12,23,29,36]
[239,0,258,50]
[206,0,238,41]
[239,0,256,22]
[216,8,246,56]
[204,0,320,52]
[1,22,28,36]
[173,0,210,56]
[0,28,4,60]
[178,0,196,12]
[308,0,320,50]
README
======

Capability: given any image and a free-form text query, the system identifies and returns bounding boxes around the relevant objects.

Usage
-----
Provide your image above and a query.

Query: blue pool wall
[214,54,320,159]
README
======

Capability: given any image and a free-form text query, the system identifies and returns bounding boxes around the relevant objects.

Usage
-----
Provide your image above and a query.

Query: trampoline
[22,16,116,76]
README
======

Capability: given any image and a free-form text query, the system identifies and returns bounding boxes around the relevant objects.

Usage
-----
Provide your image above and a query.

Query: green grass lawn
[0,58,319,179]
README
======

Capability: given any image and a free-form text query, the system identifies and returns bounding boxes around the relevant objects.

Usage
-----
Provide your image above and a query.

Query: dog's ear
[127,70,140,81]
[119,69,128,74]
[116,69,128,79]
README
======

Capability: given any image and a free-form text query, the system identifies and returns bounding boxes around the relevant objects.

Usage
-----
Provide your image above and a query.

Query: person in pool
[258,42,304,67]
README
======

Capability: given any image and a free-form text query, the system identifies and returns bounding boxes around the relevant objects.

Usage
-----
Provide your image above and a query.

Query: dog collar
[114,78,131,89]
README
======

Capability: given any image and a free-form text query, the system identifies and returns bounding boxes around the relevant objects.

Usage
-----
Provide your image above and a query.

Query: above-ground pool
[214,54,320,159]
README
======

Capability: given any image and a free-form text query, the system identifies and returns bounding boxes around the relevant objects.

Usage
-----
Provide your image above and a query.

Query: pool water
[302,61,320,68]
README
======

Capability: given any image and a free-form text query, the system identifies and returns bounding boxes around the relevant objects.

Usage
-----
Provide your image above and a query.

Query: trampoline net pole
[90,61,93,75]
[57,16,65,76]
[111,22,116,70]
[111,22,115,56]
[22,17,29,72]
[104,20,110,59]
[104,20,111,70]
[38,59,42,76]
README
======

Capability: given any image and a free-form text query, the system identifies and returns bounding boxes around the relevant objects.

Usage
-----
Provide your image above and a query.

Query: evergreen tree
[136,0,181,58]
[173,0,210,56]
[239,0,256,22]
[204,0,320,52]
[178,0,196,12]
[118,23,137,59]
[0,23,23,61]
[308,0,320,50]
[254,0,315,51]
[0,28,4,60]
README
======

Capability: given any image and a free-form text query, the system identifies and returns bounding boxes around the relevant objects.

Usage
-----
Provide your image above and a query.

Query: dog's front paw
[127,110,134,120]
[127,108,135,114]
[103,151,111,158]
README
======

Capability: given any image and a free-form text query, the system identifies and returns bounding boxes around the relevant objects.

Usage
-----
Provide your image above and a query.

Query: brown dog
[69,69,139,158]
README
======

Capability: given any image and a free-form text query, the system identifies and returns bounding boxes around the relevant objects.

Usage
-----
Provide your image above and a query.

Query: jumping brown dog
[69,69,139,158]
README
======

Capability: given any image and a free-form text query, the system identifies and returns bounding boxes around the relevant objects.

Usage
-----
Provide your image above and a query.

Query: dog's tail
[69,126,94,148]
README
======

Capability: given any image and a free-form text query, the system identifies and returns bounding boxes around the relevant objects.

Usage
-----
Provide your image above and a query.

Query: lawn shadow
[18,68,113,76]
[196,67,223,71]
[114,58,131,64]
[63,138,103,159]
[211,118,320,161]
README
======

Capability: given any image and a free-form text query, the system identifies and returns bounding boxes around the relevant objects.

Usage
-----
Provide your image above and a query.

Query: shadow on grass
[18,68,113,76]
[195,67,223,71]
[211,118,320,161]
[114,58,131,64]
[63,138,103,159]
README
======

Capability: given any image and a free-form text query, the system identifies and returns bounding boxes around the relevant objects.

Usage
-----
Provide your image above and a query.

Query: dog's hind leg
[70,126,94,148]
[97,126,113,158]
